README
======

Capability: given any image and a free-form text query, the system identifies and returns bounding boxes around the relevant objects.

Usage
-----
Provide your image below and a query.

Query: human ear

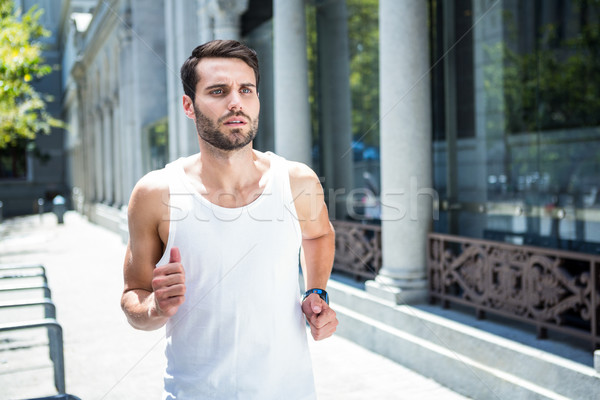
[182,95,195,119]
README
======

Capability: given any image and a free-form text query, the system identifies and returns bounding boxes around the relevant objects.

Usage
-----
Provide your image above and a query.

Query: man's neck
[193,142,263,194]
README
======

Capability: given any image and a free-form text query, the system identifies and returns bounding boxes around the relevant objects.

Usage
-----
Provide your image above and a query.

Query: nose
[228,92,242,111]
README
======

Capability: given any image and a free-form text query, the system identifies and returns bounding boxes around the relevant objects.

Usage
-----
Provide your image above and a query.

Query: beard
[193,105,258,151]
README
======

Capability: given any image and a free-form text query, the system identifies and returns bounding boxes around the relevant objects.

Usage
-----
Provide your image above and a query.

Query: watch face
[303,289,328,304]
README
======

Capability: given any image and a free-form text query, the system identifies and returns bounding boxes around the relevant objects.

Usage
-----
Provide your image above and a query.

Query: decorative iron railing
[428,233,600,348]
[332,221,382,280]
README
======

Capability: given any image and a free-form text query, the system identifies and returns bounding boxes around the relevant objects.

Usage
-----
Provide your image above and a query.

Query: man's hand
[302,293,338,340]
[151,247,186,318]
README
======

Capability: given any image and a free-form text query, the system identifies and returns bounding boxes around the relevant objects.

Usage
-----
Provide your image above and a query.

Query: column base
[365,277,428,305]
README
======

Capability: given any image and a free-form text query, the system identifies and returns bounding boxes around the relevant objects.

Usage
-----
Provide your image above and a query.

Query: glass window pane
[432,0,600,254]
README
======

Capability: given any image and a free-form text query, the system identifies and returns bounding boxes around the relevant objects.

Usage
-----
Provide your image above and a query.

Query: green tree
[306,0,379,151]
[0,0,62,149]
[483,0,600,241]
[347,0,379,147]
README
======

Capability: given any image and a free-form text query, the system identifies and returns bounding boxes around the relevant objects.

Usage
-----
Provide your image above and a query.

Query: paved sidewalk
[0,212,470,400]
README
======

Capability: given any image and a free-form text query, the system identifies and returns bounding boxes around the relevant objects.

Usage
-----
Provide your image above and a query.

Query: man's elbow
[120,290,155,331]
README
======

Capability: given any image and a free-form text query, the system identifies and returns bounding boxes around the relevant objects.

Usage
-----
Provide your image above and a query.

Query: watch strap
[302,288,329,305]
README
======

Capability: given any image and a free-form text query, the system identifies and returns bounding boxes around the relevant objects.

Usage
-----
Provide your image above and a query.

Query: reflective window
[307,0,380,220]
[143,117,168,173]
[432,0,600,253]
[0,141,28,179]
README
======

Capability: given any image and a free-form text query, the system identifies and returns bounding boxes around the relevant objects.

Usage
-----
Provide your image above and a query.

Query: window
[0,141,28,179]
[431,0,600,254]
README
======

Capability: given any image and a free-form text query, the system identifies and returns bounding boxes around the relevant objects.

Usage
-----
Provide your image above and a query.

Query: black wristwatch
[302,288,329,305]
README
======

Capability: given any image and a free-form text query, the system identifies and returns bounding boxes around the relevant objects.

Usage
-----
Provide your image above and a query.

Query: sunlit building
[1,1,598,397]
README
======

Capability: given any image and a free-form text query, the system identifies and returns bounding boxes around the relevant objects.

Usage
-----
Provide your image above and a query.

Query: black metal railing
[428,233,600,348]
[332,221,382,280]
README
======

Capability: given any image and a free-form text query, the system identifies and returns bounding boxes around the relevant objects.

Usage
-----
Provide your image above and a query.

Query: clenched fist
[151,247,186,318]
[302,293,338,341]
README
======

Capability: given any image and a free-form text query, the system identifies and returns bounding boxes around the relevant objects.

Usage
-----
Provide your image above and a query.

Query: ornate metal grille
[332,221,382,279]
[428,233,600,348]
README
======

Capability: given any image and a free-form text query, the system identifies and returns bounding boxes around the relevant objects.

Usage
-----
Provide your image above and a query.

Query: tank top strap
[155,158,193,268]
[266,152,302,239]
[164,157,188,194]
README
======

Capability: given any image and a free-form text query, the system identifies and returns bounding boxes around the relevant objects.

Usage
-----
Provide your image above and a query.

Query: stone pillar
[316,0,354,218]
[211,0,249,40]
[165,0,208,160]
[198,0,214,44]
[244,19,275,153]
[112,97,123,207]
[73,66,94,213]
[273,0,312,166]
[118,23,136,203]
[131,0,167,179]
[85,112,95,208]
[365,0,433,304]
[94,109,104,202]
[102,104,114,205]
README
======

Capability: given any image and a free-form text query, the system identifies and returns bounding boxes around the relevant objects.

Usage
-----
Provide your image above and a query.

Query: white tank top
[156,153,316,400]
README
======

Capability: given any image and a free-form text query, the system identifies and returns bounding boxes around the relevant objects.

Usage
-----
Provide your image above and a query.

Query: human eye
[209,88,223,95]
[241,87,253,94]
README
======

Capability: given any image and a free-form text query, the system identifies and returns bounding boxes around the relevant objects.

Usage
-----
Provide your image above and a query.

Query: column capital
[209,0,249,40]
[215,0,249,14]
[117,6,133,44]
[273,0,312,166]
[71,58,87,83]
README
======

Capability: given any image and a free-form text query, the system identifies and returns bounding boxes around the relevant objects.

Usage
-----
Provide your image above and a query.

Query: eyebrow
[204,83,256,90]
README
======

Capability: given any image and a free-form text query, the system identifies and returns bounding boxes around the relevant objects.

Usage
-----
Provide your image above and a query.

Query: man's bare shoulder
[283,159,330,235]
[127,168,172,220]
[132,169,170,197]
[286,160,320,193]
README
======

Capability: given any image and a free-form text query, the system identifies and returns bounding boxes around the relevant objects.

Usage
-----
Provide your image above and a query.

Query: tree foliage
[483,0,600,201]
[0,0,62,149]
[347,0,379,146]
[306,0,379,148]
[485,0,600,134]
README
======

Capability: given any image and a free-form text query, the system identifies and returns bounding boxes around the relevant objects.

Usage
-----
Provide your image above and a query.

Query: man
[121,40,338,399]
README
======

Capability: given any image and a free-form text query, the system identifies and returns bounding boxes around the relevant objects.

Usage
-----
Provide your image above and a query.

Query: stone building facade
[2,2,599,396]
[7,0,596,310]
[57,0,432,302]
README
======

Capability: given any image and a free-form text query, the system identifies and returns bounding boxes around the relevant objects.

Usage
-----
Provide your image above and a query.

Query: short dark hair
[180,40,260,101]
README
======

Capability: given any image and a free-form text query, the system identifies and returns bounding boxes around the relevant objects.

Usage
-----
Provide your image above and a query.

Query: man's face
[189,57,260,151]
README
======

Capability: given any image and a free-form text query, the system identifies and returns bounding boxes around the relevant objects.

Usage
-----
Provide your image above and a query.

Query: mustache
[217,111,251,124]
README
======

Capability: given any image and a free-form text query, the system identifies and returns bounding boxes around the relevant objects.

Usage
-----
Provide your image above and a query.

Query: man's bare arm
[121,172,186,331]
[290,162,338,340]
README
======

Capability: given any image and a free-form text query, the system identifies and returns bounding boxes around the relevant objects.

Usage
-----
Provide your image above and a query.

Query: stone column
[198,0,214,44]
[165,0,205,160]
[112,97,123,207]
[273,0,312,166]
[365,0,433,304]
[85,110,96,208]
[316,0,354,218]
[211,0,249,40]
[118,23,136,203]
[94,109,104,202]
[73,65,94,213]
[102,103,114,205]
[244,20,275,153]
